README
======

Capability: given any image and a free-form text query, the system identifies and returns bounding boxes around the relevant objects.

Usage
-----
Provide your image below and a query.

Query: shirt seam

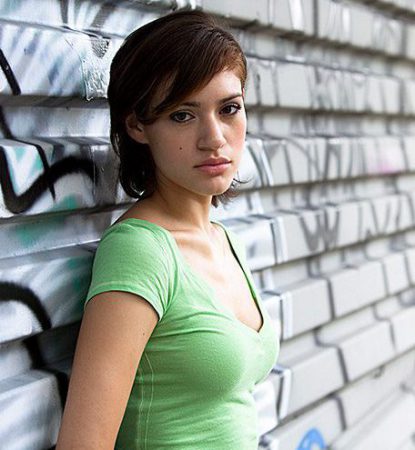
[143,352,155,450]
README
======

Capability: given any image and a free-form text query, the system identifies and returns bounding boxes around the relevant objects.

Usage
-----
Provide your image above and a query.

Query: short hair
[108,9,248,207]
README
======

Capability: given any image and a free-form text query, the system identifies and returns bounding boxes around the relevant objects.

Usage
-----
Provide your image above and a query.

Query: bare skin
[116,199,263,332]
[56,292,158,449]
[117,198,262,331]
[119,69,262,330]
[56,69,261,449]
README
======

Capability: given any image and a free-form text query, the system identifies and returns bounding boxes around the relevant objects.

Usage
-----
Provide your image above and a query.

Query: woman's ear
[242,87,245,100]
[125,112,149,144]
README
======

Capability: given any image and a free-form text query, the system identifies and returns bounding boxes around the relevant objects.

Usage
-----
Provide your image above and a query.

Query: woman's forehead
[151,69,242,111]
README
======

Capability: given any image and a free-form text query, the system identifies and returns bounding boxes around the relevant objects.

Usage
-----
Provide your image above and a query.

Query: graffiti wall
[1,0,415,448]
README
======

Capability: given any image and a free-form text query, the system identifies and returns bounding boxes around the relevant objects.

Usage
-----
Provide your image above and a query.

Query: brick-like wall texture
[1,0,415,449]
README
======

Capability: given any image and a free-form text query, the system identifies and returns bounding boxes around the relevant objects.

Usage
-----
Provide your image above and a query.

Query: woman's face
[129,69,247,200]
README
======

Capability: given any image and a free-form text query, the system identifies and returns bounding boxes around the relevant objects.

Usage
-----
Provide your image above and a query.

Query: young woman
[56,10,279,449]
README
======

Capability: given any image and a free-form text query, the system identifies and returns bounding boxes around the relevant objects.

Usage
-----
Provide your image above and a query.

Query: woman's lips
[195,162,231,174]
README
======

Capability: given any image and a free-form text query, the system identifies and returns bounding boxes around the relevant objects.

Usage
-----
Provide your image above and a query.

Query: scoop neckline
[114,217,265,336]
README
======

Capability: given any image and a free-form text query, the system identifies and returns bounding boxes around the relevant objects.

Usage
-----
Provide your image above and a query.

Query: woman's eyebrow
[178,93,243,108]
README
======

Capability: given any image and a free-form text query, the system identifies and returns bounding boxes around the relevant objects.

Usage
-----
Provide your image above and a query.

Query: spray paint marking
[0,49,21,95]
[0,147,95,214]
[0,281,51,330]
[296,428,326,450]
[0,281,70,409]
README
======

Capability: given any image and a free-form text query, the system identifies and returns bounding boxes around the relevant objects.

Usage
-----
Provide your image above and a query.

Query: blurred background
[1,0,415,449]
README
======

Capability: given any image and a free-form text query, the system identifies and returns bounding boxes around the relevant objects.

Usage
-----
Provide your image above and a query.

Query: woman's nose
[197,116,226,151]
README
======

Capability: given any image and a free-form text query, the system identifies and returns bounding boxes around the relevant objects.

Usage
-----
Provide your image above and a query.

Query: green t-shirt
[84,218,279,449]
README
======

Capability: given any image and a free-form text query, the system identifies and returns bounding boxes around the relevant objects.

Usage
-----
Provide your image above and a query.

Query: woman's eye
[170,111,193,123]
[221,104,242,115]
[169,104,241,122]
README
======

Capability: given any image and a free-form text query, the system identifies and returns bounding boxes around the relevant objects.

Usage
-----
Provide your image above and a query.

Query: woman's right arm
[55,291,159,450]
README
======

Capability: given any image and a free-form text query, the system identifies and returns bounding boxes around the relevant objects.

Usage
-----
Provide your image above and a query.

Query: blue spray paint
[296,428,326,450]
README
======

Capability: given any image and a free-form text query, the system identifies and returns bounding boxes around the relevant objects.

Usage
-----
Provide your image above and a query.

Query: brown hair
[108,9,248,207]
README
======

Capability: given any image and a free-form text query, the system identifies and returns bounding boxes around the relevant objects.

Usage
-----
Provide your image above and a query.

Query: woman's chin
[210,182,234,196]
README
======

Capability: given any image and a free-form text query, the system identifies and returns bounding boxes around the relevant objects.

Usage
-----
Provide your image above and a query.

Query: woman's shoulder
[211,219,244,253]
[85,218,178,316]
[107,216,168,235]
[100,218,174,254]
[110,201,173,237]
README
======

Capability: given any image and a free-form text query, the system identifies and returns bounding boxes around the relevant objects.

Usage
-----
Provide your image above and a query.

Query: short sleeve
[84,222,176,321]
